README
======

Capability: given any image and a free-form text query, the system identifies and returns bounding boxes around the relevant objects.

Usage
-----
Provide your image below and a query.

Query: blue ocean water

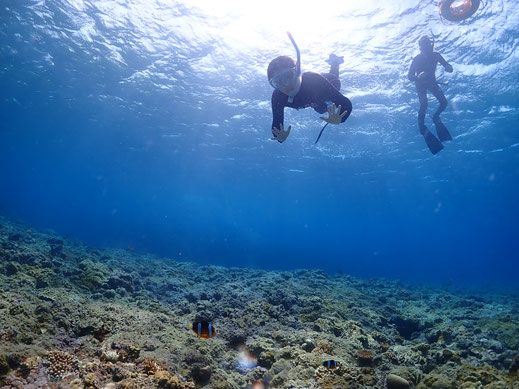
[1,0,518,289]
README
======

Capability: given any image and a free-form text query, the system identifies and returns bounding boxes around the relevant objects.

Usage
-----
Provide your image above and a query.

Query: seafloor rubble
[0,216,518,389]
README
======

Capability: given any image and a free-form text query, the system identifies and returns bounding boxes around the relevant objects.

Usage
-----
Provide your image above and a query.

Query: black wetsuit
[270,72,352,137]
[408,52,452,132]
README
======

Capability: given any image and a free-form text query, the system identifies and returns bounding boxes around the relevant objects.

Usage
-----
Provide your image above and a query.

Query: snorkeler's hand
[320,103,348,125]
[270,124,292,143]
[416,71,433,84]
[417,71,428,80]
[445,64,453,73]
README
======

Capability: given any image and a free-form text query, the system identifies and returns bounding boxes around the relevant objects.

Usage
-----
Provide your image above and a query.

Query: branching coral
[153,371,195,389]
[140,358,166,375]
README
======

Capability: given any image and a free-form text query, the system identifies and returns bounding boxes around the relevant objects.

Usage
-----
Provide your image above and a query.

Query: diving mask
[269,67,298,89]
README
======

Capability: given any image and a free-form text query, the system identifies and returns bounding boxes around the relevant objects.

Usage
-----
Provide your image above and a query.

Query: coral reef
[45,350,78,379]
[0,215,518,388]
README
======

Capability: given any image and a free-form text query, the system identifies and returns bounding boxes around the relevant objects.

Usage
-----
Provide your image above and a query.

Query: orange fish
[26,230,31,233]
[128,245,134,251]
[191,321,216,339]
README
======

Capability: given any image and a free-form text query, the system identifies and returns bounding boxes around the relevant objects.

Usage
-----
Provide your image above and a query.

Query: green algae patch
[78,260,110,291]
[477,315,519,349]
[457,364,514,388]
[26,267,58,289]
[417,373,457,389]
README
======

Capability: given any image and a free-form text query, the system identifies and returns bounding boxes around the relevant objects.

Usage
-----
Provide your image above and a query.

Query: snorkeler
[268,32,352,144]
[408,36,454,154]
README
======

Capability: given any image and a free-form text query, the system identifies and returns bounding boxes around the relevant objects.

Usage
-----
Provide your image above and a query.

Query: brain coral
[46,351,78,379]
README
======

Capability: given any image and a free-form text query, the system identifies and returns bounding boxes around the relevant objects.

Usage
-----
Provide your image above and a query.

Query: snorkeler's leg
[431,84,448,118]
[430,85,452,141]
[417,85,428,133]
[329,64,340,77]
[321,73,341,91]
[423,129,444,154]
[417,85,443,154]
[326,54,344,78]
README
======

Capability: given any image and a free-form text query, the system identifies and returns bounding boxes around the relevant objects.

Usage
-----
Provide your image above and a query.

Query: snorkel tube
[285,32,301,104]
[287,31,301,77]
[286,32,329,144]
[430,30,436,51]
[428,32,448,86]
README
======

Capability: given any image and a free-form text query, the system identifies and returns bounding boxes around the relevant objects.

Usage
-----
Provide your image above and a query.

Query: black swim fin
[421,126,444,155]
[433,117,452,142]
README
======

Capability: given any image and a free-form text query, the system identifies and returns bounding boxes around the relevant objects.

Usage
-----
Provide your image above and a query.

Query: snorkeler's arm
[408,57,418,81]
[326,85,352,123]
[437,53,453,73]
[270,92,288,142]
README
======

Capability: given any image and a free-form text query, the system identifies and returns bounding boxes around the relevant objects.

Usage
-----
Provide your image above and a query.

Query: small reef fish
[191,321,216,339]
[128,245,134,251]
[322,360,340,368]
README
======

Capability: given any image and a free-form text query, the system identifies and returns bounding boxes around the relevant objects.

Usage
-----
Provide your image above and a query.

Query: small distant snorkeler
[268,32,353,144]
[408,36,454,154]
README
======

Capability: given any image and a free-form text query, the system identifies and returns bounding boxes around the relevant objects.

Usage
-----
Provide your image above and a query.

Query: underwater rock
[34,277,49,289]
[0,354,9,376]
[315,365,381,388]
[8,233,23,242]
[11,252,36,265]
[510,354,519,373]
[110,340,140,362]
[266,288,300,310]
[301,338,316,352]
[221,327,248,348]
[78,259,110,290]
[209,372,233,389]
[103,289,117,298]
[34,304,52,323]
[47,238,65,258]
[191,364,212,383]
[52,331,82,351]
[439,348,461,364]
[110,365,128,382]
[386,373,410,389]
[390,316,423,339]
[46,238,64,246]
[103,274,136,293]
[182,350,211,383]
[258,351,275,369]
[265,359,295,388]
[357,349,374,367]
[245,366,268,385]
[4,262,19,276]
